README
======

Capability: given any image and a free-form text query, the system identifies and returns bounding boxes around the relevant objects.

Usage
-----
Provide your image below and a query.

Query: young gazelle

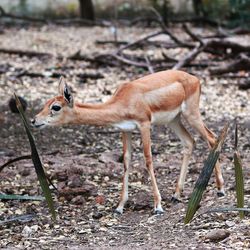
[32,70,224,214]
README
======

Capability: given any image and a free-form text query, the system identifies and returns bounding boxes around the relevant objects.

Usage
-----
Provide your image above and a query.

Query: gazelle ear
[58,76,74,108]
[58,76,66,95]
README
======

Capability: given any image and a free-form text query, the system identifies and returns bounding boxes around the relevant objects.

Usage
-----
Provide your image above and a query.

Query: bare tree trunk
[192,0,206,17]
[79,0,95,20]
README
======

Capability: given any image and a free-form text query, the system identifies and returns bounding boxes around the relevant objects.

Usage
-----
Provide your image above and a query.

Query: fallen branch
[0,154,57,191]
[0,48,52,58]
[173,43,206,70]
[77,72,104,80]
[109,53,150,69]
[182,24,204,44]
[68,51,152,70]
[162,52,177,62]
[68,51,118,66]
[170,16,221,27]
[181,25,222,55]
[144,55,154,73]
[95,40,128,46]
[181,25,250,55]
[206,39,250,54]
[210,54,250,75]
[14,70,65,78]
[231,27,250,35]
[0,155,31,173]
[149,7,193,48]
[116,30,164,54]
[116,9,194,55]
[146,40,181,49]
[61,24,250,72]
[216,27,250,36]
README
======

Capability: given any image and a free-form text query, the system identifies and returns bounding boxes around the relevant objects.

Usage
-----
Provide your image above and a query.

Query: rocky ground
[0,24,250,249]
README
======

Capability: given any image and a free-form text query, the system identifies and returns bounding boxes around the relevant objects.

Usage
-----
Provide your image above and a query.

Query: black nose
[31,119,35,125]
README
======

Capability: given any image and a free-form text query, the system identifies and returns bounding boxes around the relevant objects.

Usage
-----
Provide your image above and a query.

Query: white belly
[112,108,180,131]
[151,108,180,125]
[112,120,138,131]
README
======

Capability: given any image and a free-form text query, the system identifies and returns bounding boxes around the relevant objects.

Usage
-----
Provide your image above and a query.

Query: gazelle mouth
[33,123,46,129]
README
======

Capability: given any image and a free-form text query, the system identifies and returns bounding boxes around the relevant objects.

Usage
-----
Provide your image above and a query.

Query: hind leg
[169,115,194,201]
[183,111,225,196]
[115,132,132,214]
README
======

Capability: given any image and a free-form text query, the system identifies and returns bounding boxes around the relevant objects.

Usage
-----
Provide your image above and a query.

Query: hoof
[114,208,123,215]
[171,196,181,204]
[153,205,164,215]
[217,190,225,197]
[153,209,164,215]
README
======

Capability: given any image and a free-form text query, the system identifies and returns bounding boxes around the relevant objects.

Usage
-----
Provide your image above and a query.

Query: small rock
[225,221,235,227]
[30,225,39,232]
[131,191,151,211]
[205,229,230,242]
[94,175,99,181]
[95,195,105,205]
[67,167,83,176]
[103,176,109,182]
[15,209,23,215]
[57,181,66,190]
[68,175,83,188]
[22,225,33,237]
[26,204,38,214]
[99,151,122,164]
[92,212,103,220]
[82,183,98,196]
[71,195,86,205]
[55,171,68,181]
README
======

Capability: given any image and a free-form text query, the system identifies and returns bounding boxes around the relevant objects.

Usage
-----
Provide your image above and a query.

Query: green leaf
[14,93,56,220]
[184,123,229,224]
[206,207,250,214]
[0,194,44,201]
[233,123,244,219]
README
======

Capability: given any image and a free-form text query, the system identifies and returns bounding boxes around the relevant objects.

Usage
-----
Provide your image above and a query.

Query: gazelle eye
[51,105,61,112]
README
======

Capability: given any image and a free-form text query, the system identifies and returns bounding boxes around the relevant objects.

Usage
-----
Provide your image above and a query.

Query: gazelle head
[31,77,74,129]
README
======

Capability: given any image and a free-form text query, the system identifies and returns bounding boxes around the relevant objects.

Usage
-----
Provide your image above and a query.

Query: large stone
[205,229,230,242]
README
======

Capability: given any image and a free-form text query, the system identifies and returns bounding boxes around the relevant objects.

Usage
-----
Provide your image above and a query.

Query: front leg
[139,122,163,214]
[115,132,132,214]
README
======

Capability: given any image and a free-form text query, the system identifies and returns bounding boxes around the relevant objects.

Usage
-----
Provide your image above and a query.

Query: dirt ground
[0,24,250,249]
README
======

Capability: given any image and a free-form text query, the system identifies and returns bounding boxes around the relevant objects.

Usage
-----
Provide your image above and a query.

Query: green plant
[233,123,244,219]
[184,123,229,224]
[15,94,56,220]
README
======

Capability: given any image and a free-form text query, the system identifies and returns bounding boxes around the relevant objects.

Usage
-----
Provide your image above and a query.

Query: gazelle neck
[73,102,120,126]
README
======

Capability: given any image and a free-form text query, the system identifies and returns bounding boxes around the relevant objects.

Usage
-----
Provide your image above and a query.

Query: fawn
[32,70,224,214]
